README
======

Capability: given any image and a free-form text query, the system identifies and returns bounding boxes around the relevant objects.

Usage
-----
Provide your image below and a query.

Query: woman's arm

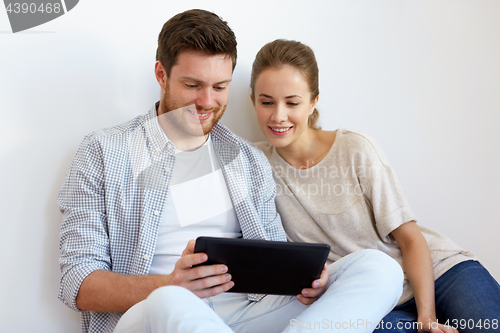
[391,221,458,333]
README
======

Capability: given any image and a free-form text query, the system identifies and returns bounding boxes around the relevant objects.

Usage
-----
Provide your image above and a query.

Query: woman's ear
[250,94,255,107]
[310,95,319,114]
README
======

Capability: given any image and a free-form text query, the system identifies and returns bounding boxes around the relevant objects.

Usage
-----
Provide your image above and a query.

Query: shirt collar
[143,102,176,155]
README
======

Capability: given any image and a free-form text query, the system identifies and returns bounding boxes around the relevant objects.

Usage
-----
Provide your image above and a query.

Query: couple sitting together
[58,9,500,333]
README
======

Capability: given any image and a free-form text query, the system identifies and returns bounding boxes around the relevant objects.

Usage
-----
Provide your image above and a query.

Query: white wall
[1,1,499,332]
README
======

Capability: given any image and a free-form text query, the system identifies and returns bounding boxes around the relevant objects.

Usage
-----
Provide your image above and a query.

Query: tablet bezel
[194,236,330,295]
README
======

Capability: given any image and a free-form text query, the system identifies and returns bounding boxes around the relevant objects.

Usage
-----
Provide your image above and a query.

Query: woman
[251,39,500,333]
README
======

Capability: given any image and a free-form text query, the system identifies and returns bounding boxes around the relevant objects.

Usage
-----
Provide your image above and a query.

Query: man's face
[157,50,233,138]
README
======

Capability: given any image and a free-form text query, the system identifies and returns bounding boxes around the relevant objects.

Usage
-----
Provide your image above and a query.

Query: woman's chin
[264,136,290,148]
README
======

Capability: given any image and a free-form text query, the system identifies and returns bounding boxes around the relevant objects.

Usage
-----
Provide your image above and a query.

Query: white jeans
[114,249,403,333]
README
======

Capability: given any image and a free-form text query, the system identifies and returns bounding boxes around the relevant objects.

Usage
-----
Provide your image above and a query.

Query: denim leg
[373,299,418,333]
[115,250,404,333]
[434,260,500,332]
[114,286,233,333]
[210,249,404,333]
[375,260,500,333]
[282,249,404,333]
[145,286,234,333]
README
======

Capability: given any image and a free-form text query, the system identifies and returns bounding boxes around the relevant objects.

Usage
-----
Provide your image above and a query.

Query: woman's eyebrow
[258,94,302,99]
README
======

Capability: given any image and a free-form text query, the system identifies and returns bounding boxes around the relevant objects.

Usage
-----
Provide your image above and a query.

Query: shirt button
[164,167,171,172]
[143,254,149,260]
[156,147,161,152]
[154,210,160,216]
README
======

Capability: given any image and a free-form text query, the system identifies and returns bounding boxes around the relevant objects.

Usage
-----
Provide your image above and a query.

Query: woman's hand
[417,316,459,333]
[296,264,329,305]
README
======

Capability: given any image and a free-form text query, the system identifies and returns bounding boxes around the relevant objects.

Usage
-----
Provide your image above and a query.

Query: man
[58,9,403,333]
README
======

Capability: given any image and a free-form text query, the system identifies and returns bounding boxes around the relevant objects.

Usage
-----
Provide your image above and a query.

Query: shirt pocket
[316,200,380,253]
[317,200,368,232]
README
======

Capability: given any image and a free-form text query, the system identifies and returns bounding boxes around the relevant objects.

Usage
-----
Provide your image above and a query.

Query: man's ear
[155,61,167,89]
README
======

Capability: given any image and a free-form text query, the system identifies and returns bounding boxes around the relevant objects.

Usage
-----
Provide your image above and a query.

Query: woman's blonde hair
[250,39,321,130]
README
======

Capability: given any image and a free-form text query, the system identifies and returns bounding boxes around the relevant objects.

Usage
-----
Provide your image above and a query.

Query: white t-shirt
[149,136,241,275]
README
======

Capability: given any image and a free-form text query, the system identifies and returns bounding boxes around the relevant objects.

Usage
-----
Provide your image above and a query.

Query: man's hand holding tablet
[164,239,235,299]
[193,237,330,305]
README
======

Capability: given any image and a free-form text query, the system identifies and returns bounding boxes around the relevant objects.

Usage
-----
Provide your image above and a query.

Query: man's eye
[185,84,198,89]
[214,86,226,91]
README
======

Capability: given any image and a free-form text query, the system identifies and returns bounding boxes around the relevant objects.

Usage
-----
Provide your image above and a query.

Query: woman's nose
[270,104,287,123]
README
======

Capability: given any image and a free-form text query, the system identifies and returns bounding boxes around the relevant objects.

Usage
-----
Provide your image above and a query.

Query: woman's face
[252,65,318,149]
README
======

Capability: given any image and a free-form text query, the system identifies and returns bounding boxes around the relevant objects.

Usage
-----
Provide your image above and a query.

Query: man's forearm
[76,270,168,312]
[75,246,233,312]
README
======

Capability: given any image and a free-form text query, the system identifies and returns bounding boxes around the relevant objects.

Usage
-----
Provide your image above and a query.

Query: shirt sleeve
[353,133,417,240]
[57,134,112,311]
[259,154,287,242]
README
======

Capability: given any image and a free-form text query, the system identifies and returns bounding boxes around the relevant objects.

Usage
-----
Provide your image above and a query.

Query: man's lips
[187,108,213,121]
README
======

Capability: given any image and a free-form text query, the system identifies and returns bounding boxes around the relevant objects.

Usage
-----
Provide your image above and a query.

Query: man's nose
[195,88,215,110]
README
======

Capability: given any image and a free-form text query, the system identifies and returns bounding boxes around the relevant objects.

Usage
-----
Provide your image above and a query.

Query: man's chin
[180,120,216,137]
[202,109,225,134]
[201,121,218,135]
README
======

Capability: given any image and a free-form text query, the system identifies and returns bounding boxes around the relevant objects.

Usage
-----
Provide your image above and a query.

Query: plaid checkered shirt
[58,104,287,333]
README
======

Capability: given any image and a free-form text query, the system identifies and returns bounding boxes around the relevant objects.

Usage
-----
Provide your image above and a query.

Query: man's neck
[168,130,209,152]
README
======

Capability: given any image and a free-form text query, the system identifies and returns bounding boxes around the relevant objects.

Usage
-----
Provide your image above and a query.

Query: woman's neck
[275,129,336,170]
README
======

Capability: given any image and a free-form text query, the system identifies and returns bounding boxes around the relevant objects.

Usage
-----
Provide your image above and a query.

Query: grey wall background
[1,1,499,331]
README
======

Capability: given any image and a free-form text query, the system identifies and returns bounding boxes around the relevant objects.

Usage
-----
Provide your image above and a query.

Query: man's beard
[160,87,226,138]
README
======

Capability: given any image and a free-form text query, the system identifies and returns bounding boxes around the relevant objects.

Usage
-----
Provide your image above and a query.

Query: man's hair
[156,9,237,77]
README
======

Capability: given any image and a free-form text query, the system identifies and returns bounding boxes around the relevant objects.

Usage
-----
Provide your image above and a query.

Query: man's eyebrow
[179,77,232,85]
[215,79,232,85]
[179,76,202,83]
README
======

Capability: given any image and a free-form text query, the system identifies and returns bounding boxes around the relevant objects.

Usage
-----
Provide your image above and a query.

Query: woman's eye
[261,101,273,106]
[288,102,299,107]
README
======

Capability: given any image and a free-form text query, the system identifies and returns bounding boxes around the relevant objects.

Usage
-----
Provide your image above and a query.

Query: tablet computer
[194,236,330,295]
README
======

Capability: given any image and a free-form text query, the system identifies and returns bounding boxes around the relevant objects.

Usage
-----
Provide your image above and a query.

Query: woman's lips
[269,126,292,136]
